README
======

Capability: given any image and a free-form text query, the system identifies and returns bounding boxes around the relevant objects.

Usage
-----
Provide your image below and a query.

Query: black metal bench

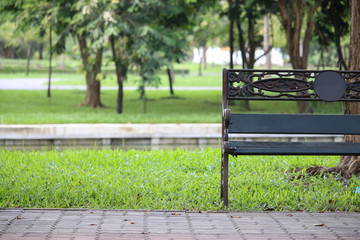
[221,68,360,206]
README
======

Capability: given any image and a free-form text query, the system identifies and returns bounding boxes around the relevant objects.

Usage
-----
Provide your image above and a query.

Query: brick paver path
[0,209,359,239]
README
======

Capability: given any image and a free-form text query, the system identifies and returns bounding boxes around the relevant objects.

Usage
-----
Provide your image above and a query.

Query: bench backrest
[223,69,360,136]
[223,69,360,103]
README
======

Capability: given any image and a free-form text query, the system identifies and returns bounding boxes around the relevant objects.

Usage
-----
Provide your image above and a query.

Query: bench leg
[221,151,229,207]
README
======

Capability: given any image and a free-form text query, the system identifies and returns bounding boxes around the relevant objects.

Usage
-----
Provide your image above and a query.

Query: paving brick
[1,209,360,240]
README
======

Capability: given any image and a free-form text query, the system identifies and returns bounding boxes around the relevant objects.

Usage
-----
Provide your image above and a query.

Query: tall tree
[3,0,109,108]
[277,0,317,70]
[225,0,269,110]
[71,1,109,108]
[314,0,349,70]
[264,13,271,69]
[193,8,223,73]
[307,0,360,177]
[276,0,318,113]
[108,0,212,113]
[226,0,269,70]
[103,0,135,114]
[105,0,179,113]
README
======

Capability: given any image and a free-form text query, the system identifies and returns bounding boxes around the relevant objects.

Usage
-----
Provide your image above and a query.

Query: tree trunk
[342,37,348,63]
[61,54,65,69]
[248,12,256,69]
[307,0,360,178]
[110,35,127,114]
[317,46,325,70]
[77,35,104,108]
[203,43,207,70]
[47,28,52,98]
[167,68,175,95]
[235,20,246,69]
[117,81,123,114]
[277,0,316,113]
[198,48,202,76]
[235,19,253,110]
[333,0,360,176]
[330,3,348,70]
[229,20,234,69]
[26,45,31,76]
[39,43,43,60]
[4,47,15,59]
[82,79,102,108]
[264,14,271,69]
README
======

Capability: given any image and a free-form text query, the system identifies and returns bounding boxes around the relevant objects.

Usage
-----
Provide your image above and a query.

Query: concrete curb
[0,124,344,150]
[0,123,222,139]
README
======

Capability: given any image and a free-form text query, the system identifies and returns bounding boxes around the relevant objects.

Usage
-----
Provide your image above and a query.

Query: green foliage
[312,0,350,69]
[1,148,359,211]
[314,0,349,47]
[222,0,270,68]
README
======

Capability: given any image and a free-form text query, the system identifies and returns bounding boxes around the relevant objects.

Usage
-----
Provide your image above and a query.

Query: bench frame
[221,68,360,206]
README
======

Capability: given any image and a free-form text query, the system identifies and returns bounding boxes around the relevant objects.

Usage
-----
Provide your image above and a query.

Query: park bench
[221,68,360,206]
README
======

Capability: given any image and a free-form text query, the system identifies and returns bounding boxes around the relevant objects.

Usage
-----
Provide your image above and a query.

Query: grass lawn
[0,60,355,212]
[0,60,242,87]
[0,90,300,124]
[0,68,223,88]
[48,73,223,87]
[1,148,359,211]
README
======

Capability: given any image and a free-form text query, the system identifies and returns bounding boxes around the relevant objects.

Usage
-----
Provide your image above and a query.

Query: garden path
[0,78,221,91]
[0,209,359,239]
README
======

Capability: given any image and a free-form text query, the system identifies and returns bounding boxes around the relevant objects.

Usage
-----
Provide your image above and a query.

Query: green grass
[0,57,81,69]
[0,90,299,124]
[0,60,237,87]
[1,148,359,211]
[0,68,223,88]
[0,72,82,80]
[51,73,222,87]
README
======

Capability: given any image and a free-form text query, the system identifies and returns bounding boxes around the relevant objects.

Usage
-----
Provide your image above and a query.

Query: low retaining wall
[0,124,343,150]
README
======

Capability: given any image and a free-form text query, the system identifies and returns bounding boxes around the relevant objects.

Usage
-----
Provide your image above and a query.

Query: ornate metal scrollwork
[226,69,360,101]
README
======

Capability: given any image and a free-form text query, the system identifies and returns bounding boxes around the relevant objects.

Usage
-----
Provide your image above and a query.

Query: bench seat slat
[228,141,360,155]
[229,114,360,135]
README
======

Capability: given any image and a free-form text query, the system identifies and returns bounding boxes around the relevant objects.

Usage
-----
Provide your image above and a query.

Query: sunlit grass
[1,148,359,211]
[0,90,299,124]
[0,60,237,87]
[49,73,222,87]
[0,69,222,87]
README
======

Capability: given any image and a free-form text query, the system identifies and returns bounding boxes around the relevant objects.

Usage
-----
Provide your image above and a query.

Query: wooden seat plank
[228,141,360,155]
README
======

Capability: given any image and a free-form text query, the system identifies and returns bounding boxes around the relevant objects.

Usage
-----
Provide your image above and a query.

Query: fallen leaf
[16,217,23,220]
[89,224,96,226]
[171,213,181,215]
[286,214,293,217]
[314,223,324,227]
[130,222,136,224]
[230,216,241,218]
[264,207,275,211]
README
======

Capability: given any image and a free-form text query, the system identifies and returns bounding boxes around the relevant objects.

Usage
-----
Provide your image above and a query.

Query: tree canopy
[0,0,353,113]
